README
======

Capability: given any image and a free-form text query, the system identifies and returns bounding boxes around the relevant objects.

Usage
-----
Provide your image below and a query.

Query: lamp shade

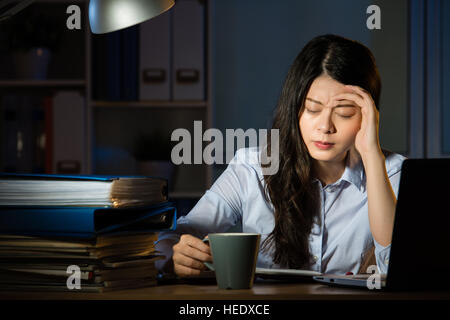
[89,0,175,34]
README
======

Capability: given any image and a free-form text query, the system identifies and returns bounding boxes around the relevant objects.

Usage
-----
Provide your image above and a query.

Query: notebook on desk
[255,268,321,282]
[313,158,450,291]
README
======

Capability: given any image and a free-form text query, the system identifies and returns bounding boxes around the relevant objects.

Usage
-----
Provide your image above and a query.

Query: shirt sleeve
[156,149,252,259]
[374,168,402,274]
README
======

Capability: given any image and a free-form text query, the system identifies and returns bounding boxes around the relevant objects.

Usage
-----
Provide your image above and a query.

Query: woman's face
[299,74,362,164]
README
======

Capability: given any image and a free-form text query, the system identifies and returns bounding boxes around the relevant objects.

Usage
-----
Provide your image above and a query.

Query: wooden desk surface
[1,281,450,300]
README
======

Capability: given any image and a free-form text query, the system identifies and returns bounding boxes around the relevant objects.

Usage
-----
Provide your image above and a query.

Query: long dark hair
[262,34,381,269]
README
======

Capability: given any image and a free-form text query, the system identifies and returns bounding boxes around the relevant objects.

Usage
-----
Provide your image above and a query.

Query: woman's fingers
[172,234,213,277]
[174,263,202,277]
[181,234,212,255]
[186,245,212,262]
[345,85,372,99]
[173,250,208,270]
[174,243,212,265]
[332,92,365,108]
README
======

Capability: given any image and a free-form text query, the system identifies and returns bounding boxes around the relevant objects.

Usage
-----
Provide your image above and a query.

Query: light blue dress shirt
[157,147,407,275]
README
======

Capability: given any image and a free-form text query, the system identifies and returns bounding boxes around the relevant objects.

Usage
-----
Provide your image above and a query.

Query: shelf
[0,80,86,87]
[92,100,208,108]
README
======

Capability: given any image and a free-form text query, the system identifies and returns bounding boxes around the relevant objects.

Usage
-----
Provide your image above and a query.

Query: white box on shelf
[172,0,205,100]
[52,91,85,174]
[139,10,171,101]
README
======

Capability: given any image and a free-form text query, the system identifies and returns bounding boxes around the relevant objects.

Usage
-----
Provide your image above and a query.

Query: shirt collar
[313,150,366,192]
[340,153,365,192]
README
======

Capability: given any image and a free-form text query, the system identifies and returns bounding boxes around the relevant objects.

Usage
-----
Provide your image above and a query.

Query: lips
[314,141,335,150]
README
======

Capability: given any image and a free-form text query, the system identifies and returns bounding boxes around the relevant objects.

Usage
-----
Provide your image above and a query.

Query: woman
[156,34,407,276]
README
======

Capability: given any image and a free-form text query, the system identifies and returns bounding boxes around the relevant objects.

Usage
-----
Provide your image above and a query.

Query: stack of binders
[0,173,177,292]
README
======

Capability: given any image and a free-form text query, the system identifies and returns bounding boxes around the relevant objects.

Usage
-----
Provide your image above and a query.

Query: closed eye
[306,109,354,118]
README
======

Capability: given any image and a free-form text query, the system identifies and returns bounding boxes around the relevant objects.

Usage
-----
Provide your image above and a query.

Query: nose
[317,109,336,134]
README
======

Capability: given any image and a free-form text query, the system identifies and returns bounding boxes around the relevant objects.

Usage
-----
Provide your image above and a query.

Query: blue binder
[0,203,177,239]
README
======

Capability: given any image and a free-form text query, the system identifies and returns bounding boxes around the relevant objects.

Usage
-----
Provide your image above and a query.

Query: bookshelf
[0,0,213,201]
[0,80,86,87]
[91,101,208,108]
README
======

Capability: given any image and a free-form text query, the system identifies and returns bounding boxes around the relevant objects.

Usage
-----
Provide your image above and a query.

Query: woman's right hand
[172,234,213,277]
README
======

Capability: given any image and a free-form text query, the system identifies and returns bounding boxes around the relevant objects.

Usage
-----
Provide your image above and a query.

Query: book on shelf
[122,25,139,101]
[0,92,83,175]
[52,91,85,174]
[139,9,171,100]
[1,95,46,173]
[92,26,139,101]
[172,0,205,100]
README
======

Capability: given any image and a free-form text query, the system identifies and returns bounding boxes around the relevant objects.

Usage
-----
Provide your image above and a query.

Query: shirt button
[384,259,389,265]
[313,256,319,262]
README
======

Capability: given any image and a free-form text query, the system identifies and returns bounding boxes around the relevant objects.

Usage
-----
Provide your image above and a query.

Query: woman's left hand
[333,85,382,158]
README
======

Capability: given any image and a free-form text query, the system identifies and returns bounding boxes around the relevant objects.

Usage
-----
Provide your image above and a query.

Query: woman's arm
[333,85,396,247]
[362,150,396,246]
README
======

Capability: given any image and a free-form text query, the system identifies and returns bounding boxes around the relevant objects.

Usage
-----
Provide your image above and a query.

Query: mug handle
[202,238,215,271]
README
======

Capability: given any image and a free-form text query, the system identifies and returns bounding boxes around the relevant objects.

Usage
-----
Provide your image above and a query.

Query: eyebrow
[306,97,356,108]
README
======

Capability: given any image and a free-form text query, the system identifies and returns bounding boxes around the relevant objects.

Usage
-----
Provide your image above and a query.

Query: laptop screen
[387,158,450,290]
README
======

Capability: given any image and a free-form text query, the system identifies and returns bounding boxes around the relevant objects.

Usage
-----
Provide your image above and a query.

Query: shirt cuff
[154,233,181,273]
[156,231,181,244]
[374,238,391,275]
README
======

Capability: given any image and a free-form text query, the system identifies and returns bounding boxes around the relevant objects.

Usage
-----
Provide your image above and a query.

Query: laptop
[313,158,450,291]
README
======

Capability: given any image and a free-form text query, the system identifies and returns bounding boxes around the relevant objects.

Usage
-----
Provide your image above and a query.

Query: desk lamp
[89,0,175,34]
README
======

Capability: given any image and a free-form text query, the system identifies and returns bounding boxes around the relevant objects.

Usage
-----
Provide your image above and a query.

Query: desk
[1,282,450,300]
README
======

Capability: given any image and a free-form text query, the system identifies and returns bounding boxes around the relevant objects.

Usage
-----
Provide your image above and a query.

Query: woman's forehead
[306,76,354,105]
[308,76,350,96]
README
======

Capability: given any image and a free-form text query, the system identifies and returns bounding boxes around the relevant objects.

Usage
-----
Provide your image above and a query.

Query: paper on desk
[255,268,321,277]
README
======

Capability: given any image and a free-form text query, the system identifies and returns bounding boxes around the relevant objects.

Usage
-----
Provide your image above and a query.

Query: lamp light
[89,0,175,34]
